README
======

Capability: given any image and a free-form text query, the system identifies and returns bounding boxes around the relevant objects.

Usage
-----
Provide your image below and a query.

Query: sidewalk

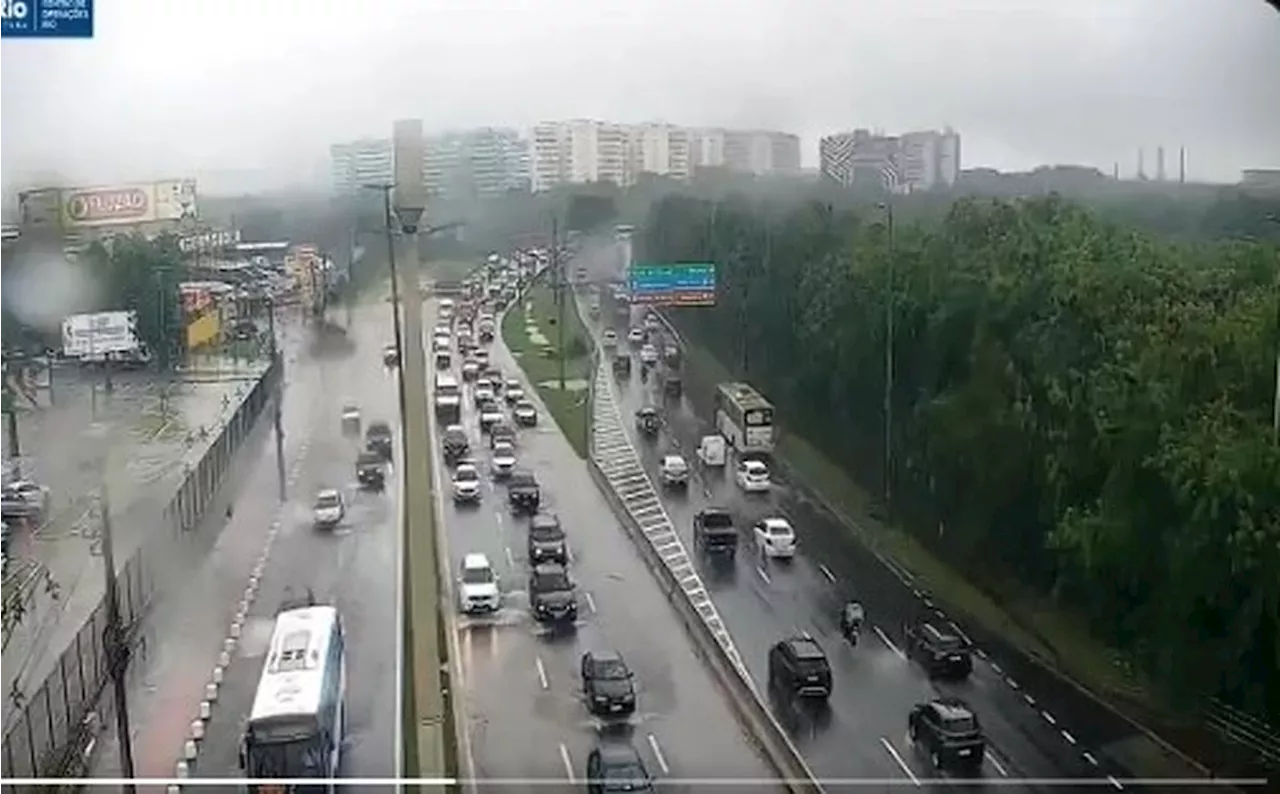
[2,362,269,726]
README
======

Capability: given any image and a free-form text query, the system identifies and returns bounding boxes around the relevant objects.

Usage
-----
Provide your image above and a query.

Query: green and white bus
[714,382,776,456]
[239,604,346,791]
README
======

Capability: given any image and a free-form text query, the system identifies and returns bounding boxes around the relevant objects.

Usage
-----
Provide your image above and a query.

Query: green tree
[84,235,186,369]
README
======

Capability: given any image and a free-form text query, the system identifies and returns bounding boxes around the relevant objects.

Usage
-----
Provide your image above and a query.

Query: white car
[645,313,660,332]
[458,553,501,614]
[474,380,496,406]
[639,344,658,365]
[491,441,517,478]
[627,327,645,346]
[312,489,345,528]
[736,460,771,493]
[434,323,452,338]
[503,379,525,404]
[479,400,504,431]
[462,361,479,380]
[2,480,50,520]
[432,335,450,354]
[753,517,797,559]
[341,403,361,430]
[475,348,491,365]
[513,400,538,426]
[452,462,482,503]
[602,329,618,348]
[660,454,689,488]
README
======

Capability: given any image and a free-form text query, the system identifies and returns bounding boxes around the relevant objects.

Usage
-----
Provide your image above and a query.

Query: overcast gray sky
[2,0,1277,194]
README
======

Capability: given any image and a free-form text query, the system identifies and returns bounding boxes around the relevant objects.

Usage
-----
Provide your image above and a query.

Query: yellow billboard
[186,311,220,350]
[59,180,198,228]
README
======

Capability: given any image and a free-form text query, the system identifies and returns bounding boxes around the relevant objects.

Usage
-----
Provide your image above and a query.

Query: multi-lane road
[584,297,1143,790]
[196,304,401,784]
[427,297,782,790]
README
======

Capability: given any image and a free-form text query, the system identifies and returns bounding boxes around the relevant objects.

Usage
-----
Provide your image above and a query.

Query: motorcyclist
[840,600,865,639]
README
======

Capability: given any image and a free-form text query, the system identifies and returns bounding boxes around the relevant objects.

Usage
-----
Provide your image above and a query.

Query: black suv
[767,635,832,700]
[527,512,568,564]
[908,697,986,774]
[905,622,973,679]
[580,650,637,716]
[442,426,469,464]
[693,507,738,556]
[365,421,393,461]
[529,563,577,623]
[508,469,541,514]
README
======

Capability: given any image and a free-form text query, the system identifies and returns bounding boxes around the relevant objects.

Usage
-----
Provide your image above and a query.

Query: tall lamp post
[878,200,896,513]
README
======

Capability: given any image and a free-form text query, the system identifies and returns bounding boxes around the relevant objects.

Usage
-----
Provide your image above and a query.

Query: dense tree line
[641,193,1280,723]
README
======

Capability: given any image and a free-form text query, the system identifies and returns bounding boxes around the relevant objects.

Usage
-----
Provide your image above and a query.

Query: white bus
[434,373,462,422]
[714,382,776,456]
[239,605,346,787]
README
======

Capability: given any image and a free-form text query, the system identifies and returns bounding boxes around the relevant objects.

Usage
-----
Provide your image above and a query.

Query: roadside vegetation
[501,275,592,457]
[642,193,1280,747]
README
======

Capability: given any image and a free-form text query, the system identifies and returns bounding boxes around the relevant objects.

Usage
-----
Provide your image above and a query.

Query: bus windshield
[744,407,773,426]
[246,735,327,777]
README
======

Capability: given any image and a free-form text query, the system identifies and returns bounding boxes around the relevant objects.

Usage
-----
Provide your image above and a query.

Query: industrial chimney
[1156,147,1166,181]
[1137,149,1147,181]
[1179,147,1186,184]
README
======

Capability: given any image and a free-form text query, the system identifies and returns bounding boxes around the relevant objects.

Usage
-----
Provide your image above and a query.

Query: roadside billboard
[61,311,140,358]
[178,229,241,254]
[186,312,220,350]
[59,179,197,228]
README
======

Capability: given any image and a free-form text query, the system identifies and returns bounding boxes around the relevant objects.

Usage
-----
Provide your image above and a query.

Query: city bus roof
[717,382,772,411]
[248,605,340,724]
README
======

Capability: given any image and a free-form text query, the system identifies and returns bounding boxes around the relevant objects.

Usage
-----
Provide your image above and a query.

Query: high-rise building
[819,127,960,191]
[722,130,801,175]
[625,123,691,183]
[330,138,394,194]
[531,120,629,190]
[424,127,530,202]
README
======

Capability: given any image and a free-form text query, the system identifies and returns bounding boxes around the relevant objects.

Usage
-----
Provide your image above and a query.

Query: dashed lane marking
[818,563,836,582]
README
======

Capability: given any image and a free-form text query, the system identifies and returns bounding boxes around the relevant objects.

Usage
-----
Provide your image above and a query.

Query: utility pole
[552,215,566,391]
[267,296,287,502]
[3,381,20,479]
[98,481,137,791]
[369,184,409,429]
[881,201,897,513]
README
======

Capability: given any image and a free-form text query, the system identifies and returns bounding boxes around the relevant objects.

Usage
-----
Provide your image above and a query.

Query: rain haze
[2,0,1278,193]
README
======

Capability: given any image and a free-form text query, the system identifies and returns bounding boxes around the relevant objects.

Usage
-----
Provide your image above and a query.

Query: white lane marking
[1083,751,1099,766]
[878,736,919,786]
[1041,709,1057,726]
[818,563,836,582]
[755,565,771,585]
[493,509,504,527]
[1061,730,1077,745]
[584,592,597,613]
[1024,693,1037,706]
[504,546,515,567]
[535,656,549,690]
[1108,774,1123,790]
[558,743,575,782]
[646,733,670,775]
[986,750,1009,777]
[875,625,906,661]
[1006,677,1020,690]
[990,662,1003,675]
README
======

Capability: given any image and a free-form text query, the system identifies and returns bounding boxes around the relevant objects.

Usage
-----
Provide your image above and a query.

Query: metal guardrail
[580,313,820,792]
[1206,700,1280,772]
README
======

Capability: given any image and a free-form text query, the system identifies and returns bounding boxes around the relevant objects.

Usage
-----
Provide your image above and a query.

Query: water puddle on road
[239,617,276,659]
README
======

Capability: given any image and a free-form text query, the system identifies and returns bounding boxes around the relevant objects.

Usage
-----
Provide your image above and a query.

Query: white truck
[696,435,727,467]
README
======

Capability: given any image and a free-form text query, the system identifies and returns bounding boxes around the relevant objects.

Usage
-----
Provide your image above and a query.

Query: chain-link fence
[2,357,280,780]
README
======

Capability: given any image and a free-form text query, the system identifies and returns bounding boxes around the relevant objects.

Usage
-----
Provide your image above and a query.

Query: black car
[585,743,653,793]
[355,451,385,490]
[693,507,737,556]
[905,622,974,679]
[442,425,470,464]
[663,375,681,398]
[612,354,631,376]
[581,650,637,716]
[768,635,832,700]
[908,697,986,774]
[527,512,568,565]
[365,421,393,461]
[635,407,659,436]
[529,563,576,623]
[383,345,399,366]
[508,469,541,514]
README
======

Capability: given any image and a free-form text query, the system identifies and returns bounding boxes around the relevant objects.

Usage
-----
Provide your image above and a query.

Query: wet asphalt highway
[425,299,781,791]
[588,303,1130,791]
[196,303,401,786]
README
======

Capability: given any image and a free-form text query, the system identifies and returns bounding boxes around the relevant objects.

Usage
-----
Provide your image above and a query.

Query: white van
[459,553,500,613]
[697,435,727,467]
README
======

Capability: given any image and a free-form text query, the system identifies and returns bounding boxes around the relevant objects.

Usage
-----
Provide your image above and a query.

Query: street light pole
[880,201,896,512]
[552,215,566,392]
[98,479,136,791]
[266,296,287,502]
[365,184,410,429]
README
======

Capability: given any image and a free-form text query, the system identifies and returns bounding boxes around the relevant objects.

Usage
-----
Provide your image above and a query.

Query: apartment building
[424,127,530,201]
[531,120,630,190]
[626,123,691,183]
[819,127,960,192]
[696,128,801,175]
[329,138,394,194]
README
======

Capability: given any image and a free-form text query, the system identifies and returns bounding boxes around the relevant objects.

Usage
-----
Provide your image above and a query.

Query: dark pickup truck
[508,469,541,514]
[908,698,987,774]
[694,507,738,556]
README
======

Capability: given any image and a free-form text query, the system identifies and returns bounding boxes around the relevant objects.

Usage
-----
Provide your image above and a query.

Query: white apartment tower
[330,138,394,194]
[532,120,628,191]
